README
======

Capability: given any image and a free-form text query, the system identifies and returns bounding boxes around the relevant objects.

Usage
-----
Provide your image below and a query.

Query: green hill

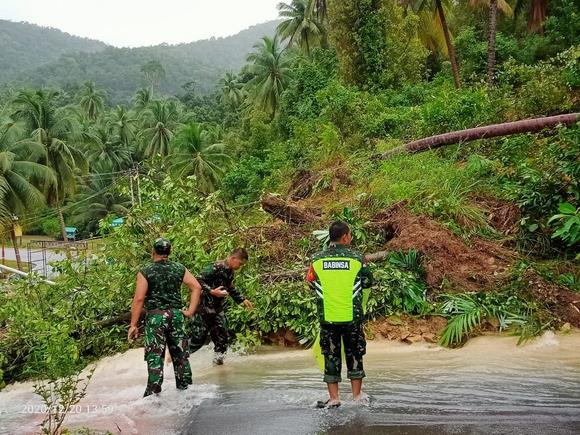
[0,19,280,102]
[0,20,108,83]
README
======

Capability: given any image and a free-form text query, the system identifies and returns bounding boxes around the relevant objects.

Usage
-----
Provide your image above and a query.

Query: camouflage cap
[153,237,171,255]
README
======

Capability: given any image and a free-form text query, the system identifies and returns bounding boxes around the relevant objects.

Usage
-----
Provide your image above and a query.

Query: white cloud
[0,0,281,47]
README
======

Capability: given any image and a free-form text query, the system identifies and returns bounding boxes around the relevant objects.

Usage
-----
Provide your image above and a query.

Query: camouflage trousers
[143,309,192,397]
[188,312,229,355]
[320,322,366,384]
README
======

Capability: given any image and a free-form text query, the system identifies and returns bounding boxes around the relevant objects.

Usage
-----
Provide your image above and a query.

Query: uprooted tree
[380,113,579,158]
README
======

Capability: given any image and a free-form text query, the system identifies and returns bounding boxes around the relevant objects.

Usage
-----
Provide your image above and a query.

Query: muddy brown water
[1,332,579,435]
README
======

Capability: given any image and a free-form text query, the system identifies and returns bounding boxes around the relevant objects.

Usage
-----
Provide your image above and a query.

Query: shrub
[40,217,61,238]
[416,86,499,136]
[498,58,573,117]
[549,203,580,247]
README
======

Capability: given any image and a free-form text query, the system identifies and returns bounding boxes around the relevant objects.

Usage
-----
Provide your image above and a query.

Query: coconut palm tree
[84,125,132,172]
[141,100,181,158]
[316,0,327,21]
[71,172,130,233]
[0,118,55,269]
[411,0,461,88]
[133,88,153,112]
[78,81,106,121]
[218,73,246,109]
[12,89,88,242]
[277,0,325,56]
[469,0,513,87]
[515,0,548,34]
[109,106,136,147]
[245,36,292,118]
[169,122,231,194]
[141,60,166,94]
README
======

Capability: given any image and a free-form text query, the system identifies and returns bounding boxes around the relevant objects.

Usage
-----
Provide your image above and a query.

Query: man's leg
[188,313,209,355]
[207,312,229,364]
[320,324,342,405]
[167,310,193,389]
[144,313,168,397]
[344,322,366,400]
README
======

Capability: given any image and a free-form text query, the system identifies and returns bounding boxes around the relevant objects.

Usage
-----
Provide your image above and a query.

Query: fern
[388,249,423,274]
[439,309,482,347]
[312,229,330,249]
[438,293,483,347]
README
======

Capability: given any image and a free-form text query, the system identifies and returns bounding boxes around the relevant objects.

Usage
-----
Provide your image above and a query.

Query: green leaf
[558,203,577,215]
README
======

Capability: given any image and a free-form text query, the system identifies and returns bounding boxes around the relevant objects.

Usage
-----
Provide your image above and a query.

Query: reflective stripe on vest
[312,256,362,323]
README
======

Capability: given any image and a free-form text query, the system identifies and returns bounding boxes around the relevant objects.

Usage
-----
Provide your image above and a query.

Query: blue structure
[110,217,124,228]
[65,227,77,241]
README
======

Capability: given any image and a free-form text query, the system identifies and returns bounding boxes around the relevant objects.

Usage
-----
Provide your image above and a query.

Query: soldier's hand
[182,309,194,318]
[242,299,253,310]
[128,325,139,343]
[210,286,228,298]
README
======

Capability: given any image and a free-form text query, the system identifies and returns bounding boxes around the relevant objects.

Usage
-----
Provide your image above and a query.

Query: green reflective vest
[308,245,372,325]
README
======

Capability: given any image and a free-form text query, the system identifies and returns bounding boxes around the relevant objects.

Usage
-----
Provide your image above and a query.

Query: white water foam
[528,330,560,349]
[0,348,218,435]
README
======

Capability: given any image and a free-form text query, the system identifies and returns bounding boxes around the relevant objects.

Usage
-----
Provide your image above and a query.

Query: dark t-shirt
[140,260,186,311]
[197,262,245,314]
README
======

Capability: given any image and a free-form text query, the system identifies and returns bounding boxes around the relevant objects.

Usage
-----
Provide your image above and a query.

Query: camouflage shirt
[140,260,186,311]
[197,261,245,314]
[307,244,373,325]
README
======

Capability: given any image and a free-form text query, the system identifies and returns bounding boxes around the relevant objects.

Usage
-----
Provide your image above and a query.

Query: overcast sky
[0,0,281,47]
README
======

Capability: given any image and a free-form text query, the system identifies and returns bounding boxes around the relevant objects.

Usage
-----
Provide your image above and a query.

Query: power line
[76,169,132,180]
[0,178,125,238]
[3,172,129,225]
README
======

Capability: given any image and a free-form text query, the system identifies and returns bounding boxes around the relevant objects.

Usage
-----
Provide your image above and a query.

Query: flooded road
[1,332,580,434]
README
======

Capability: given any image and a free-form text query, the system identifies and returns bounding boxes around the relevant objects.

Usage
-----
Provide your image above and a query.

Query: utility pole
[136,168,142,207]
[129,170,135,207]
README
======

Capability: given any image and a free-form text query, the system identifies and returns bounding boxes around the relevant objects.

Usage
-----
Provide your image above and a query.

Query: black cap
[153,238,171,255]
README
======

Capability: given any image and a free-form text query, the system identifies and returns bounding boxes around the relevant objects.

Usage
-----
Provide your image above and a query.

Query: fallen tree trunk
[261,268,306,283]
[95,310,142,328]
[365,251,389,263]
[261,193,321,225]
[380,113,579,158]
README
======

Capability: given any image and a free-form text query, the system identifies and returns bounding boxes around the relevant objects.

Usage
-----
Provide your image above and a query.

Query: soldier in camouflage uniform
[307,221,373,408]
[128,238,202,397]
[189,248,253,365]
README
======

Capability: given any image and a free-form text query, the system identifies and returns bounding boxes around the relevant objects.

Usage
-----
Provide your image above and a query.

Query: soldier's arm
[228,286,245,304]
[360,260,374,289]
[197,264,214,294]
[182,269,202,318]
[128,272,148,342]
[228,287,252,309]
[199,264,228,297]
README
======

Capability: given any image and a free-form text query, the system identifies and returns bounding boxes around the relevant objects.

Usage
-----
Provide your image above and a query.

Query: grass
[362,150,499,238]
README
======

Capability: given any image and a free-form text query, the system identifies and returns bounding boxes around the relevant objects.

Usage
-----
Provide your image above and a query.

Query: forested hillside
[0,19,108,83]
[0,19,280,102]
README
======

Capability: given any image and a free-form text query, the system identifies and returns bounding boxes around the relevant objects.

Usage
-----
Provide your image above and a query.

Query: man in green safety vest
[307,221,373,408]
